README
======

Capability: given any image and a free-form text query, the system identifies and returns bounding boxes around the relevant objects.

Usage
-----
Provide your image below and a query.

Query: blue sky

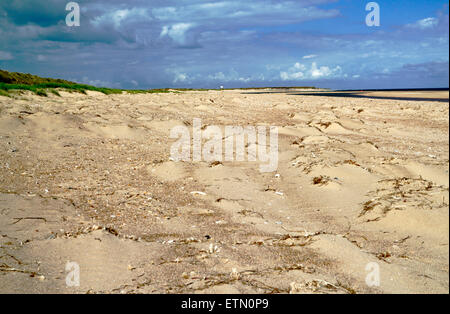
[0,0,448,89]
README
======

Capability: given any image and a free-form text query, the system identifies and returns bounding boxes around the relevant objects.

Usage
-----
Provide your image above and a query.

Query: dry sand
[0,89,448,294]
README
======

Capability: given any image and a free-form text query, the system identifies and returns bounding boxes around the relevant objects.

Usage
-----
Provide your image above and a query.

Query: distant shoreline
[336,87,449,92]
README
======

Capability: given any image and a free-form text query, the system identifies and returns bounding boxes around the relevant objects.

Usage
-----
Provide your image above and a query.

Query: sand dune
[0,89,448,293]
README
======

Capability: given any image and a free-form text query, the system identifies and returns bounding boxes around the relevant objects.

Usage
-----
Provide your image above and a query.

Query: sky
[0,0,448,89]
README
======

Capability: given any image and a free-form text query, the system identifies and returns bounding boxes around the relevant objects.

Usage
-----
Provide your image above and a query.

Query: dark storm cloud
[0,0,64,26]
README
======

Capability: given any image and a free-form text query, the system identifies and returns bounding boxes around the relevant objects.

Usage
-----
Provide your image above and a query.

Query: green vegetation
[0,81,124,96]
[0,89,10,97]
[125,88,172,94]
[0,69,161,97]
[35,89,48,97]
[50,89,61,97]
[0,69,317,97]
[0,69,75,85]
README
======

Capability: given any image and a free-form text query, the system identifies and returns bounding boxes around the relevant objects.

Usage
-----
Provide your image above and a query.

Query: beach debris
[190,191,207,196]
[291,279,345,293]
[248,234,314,247]
[208,243,220,254]
[289,282,302,294]
[11,216,47,225]
[230,268,239,280]
[359,177,446,218]
[312,176,331,185]
[377,252,392,261]
[343,159,360,167]
[238,209,264,218]
[184,237,199,243]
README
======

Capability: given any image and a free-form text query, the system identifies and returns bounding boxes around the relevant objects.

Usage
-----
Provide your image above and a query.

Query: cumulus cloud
[91,7,152,29]
[206,70,259,84]
[407,17,439,29]
[280,62,343,81]
[160,22,197,47]
[402,11,448,34]
[76,76,119,88]
[173,72,191,84]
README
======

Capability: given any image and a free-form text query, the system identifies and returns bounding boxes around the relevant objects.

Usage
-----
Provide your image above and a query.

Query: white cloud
[152,1,339,27]
[208,72,227,81]
[302,54,317,59]
[206,70,261,83]
[207,70,242,82]
[0,51,13,60]
[311,62,337,78]
[78,76,118,88]
[91,8,151,29]
[160,22,195,46]
[406,17,438,30]
[293,62,307,71]
[280,62,343,80]
[281,71,304,80]
[173,72,189,83]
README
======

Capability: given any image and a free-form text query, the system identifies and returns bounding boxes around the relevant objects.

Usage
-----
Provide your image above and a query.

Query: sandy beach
[0,89,448,294]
